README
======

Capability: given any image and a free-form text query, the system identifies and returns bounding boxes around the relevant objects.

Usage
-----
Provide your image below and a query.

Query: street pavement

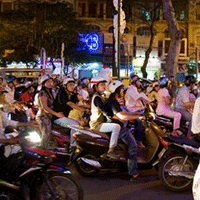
[69,166,194,200]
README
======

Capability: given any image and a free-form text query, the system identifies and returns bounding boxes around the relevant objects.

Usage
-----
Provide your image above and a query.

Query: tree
[123,0,188,78]
[0,0,90,69]
[162,0,183,97]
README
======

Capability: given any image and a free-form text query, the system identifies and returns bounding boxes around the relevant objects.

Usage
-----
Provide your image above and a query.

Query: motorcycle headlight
[25,131,41,143]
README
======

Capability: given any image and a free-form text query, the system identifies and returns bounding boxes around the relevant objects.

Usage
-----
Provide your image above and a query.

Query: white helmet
[63,77,75,85]
[90,77,107,88]
[24,81,32,88]
[109,80,123,93]
[41,74,52,84]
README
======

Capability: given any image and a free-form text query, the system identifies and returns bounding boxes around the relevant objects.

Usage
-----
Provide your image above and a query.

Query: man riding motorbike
[174,75,196,137]
[53,77,90,147]
[107,80,145,182]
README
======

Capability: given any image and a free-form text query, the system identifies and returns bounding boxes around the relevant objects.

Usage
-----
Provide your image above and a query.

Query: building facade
[72,0,200,79]
[1,0,200,79]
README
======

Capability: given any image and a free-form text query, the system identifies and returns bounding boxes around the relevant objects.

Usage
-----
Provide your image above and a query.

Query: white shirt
[4,85,15,104]
[191,97,200,134]
[174,86,190,109]
[125,85,144,112]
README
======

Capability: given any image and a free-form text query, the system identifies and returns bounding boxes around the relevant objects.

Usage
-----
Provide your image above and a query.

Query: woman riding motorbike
[107,80,145,182]
[36,74,65,149]
[89,77,121,160]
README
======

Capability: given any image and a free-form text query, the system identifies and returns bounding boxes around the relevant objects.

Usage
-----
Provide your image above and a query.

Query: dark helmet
[7,75,16,84]
[184,75,196,86]
[159,77,169,88]
[130,74,139,84]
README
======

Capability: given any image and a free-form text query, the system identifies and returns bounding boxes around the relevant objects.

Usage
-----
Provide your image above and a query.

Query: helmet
[130,74,139,83]
[90,77,107,88]
[109,80,123,93]
[24,81,32,88]
[184,75,196,86]
[41,74,52,84]
[63,77,75,85]
[192,86,198,91]
[7,75,16,83]
[159,77,169,88]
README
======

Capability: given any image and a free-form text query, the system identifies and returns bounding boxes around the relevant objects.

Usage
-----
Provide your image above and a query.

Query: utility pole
[117,0,120,78]
[196,47,199,80]
[61,42,64,78]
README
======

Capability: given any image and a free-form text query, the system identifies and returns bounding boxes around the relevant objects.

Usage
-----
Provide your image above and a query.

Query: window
[109,26,113,33]
[163,38,187,57]
[87,25,100,32]
[137,26,156,36]
[2,2,12,12]
[89,3,97,18]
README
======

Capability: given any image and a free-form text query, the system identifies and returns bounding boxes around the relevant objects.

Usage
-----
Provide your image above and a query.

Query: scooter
[0,127,83,200]
[48,123,71,155]
[68,105,168,177]
[157,135,200,192]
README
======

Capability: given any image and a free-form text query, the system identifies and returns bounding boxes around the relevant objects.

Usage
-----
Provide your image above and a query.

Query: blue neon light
[79,33,101,52]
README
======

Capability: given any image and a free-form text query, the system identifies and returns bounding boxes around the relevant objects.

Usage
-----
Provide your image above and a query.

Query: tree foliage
[123,0,188,78]
[0,0,90,66]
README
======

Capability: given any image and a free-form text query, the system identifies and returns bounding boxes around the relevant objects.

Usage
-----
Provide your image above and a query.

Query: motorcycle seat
[52,123,70,135]
[155,114,173,123]
[167,135,200,148]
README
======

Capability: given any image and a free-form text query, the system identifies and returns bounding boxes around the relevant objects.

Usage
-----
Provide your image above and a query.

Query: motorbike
[67,105,169,177]
[0,127,83,200]
[47,123,71,157]
[157,135,200,192]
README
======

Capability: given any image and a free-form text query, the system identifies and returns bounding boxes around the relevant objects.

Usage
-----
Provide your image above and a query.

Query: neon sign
[79,33,101,53]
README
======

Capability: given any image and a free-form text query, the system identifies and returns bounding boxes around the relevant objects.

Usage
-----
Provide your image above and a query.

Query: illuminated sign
[79,33,103,54]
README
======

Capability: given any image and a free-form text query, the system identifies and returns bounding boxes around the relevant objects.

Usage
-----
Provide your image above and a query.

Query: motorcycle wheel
[0,187,23,200]
[36,172,83,200]
[159,153,197,192]
[75,153,100,177]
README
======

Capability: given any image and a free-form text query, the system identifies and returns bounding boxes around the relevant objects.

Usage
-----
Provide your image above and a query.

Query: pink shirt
[156,88,170,115]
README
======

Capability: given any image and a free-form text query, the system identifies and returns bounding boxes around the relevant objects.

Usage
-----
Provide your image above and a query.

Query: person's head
[63,77,75,93]
[153,81,160,92]
[191,86,198,95]
[80,82,88,91]
[184,75,196,89]
[77,93,84,102]
[90,77,107,94]
[0,91,8,105]
[41,74,53,89]
[7,76,17,87]
[109,80,124,98]
[0,76,3,86]
[159,77,171,89]
[130,74,141,88]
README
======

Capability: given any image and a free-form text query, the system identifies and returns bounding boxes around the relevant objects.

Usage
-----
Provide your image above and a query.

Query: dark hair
[110,85,123,99]
[41,86,53,99]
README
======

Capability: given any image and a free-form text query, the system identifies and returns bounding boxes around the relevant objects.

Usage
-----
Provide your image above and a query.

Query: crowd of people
[0,72,200,182]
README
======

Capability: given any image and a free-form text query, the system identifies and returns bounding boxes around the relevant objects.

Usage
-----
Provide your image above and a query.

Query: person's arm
[40,96,65,118]
[93,96,113,118]
[115,111,143,121]
[0,137,16,144]
[164,96,173,106]
[67,101,90,113]
[184,101,195,108]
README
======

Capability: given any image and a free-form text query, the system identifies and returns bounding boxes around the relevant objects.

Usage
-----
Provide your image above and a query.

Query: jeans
[53,117,79,147]
[119,126,138,176]
[99,123,121,148]
[174,108,192,135]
